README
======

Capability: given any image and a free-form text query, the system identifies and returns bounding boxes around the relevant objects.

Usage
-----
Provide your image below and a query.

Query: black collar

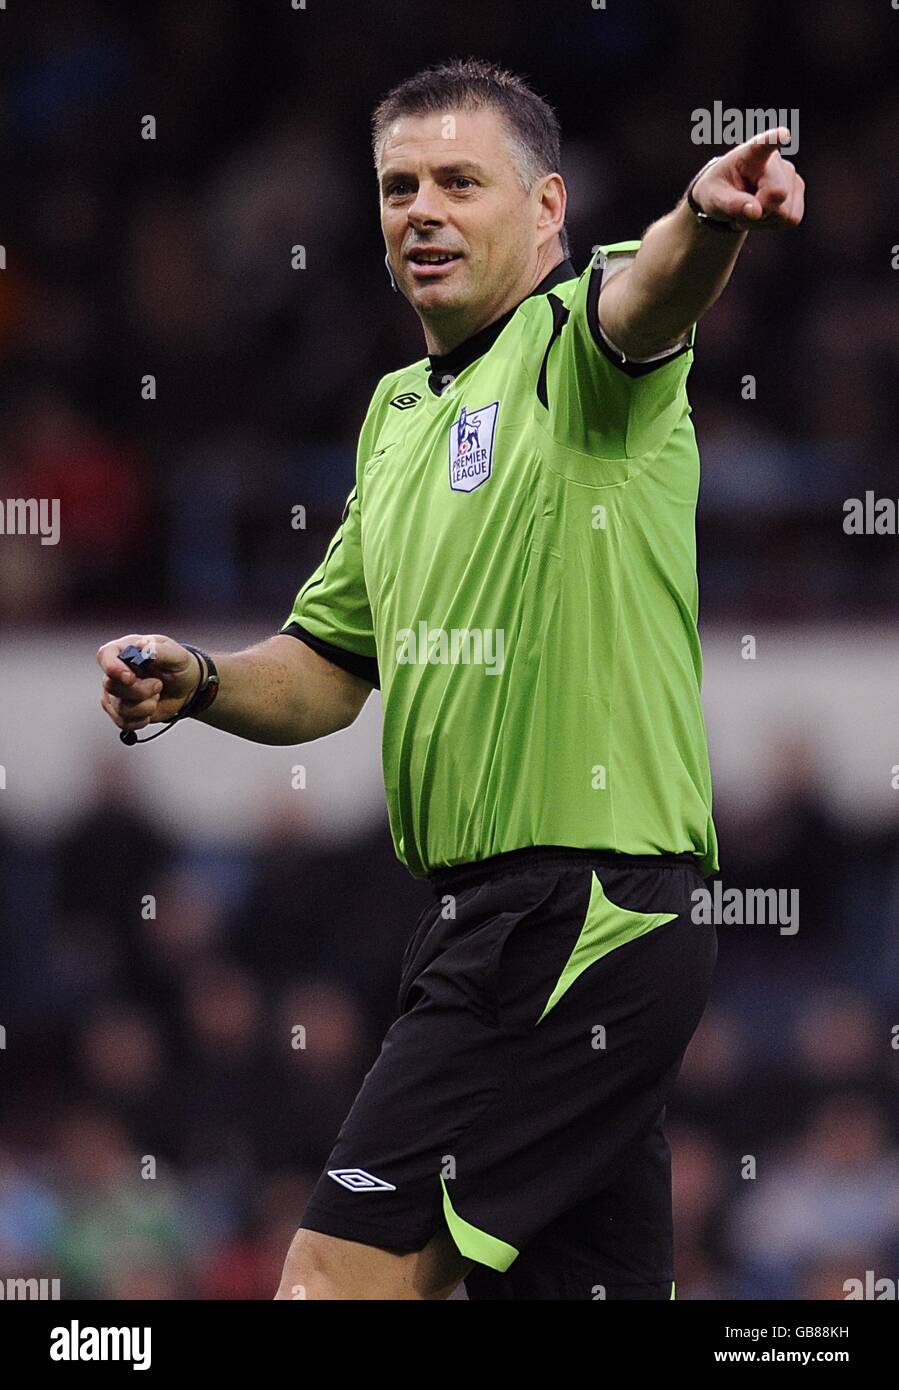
[426,257,576,394]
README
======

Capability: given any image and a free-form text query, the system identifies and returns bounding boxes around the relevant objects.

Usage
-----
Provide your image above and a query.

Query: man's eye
[449,177,474,189]
[387,182,412,197]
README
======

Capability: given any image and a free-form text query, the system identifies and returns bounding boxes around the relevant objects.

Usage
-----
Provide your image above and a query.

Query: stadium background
[2,0,899,1299]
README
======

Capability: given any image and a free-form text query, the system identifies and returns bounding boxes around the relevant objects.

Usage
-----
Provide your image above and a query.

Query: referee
[97,59,804,1300]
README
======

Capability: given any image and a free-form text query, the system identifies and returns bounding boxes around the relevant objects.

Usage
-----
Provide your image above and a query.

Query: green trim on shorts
[671,1280,676,1300]
[440,1176,519,1272]
[536,872,678,1023]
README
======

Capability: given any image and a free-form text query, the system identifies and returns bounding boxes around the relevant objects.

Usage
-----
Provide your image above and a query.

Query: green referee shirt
[283,244,718,879]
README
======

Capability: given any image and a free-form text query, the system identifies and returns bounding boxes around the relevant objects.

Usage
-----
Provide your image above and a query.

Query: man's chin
[406,282,470,322]
[403,264,467,304]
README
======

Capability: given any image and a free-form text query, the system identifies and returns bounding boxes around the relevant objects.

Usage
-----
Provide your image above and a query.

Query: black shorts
[299,846,718,1300]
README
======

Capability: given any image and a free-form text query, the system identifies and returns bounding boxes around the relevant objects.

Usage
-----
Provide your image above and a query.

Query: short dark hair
[372,57,569,257]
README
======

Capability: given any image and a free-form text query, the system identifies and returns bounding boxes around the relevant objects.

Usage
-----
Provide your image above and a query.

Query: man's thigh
[275,1227,471,1301]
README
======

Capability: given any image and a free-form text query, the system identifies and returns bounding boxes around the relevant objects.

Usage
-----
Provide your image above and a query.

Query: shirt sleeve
[546,239,696,461]
[280,479,379,688]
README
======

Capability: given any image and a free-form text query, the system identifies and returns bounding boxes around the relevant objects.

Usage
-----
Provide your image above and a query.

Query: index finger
[741,127,792,168]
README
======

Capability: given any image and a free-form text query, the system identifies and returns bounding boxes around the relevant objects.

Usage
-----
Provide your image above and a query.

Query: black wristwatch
[178,644,220,719]
[685,157,743,233]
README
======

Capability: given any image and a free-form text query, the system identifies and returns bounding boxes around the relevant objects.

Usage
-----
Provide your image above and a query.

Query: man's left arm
[599,127,805,360]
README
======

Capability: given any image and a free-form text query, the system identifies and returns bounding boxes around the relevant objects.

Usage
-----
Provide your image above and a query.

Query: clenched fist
[97,634,200,735]
[690,127,805,232]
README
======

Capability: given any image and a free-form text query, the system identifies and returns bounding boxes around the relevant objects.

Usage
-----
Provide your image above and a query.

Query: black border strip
[589,256,693,378]
[281,620,380,689]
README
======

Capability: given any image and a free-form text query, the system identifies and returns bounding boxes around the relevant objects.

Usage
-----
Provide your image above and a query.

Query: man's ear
[536,172,567,244]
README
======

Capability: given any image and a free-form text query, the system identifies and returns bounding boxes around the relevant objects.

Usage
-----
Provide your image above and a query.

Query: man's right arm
[97,632,373,744]
[101,382,389,746]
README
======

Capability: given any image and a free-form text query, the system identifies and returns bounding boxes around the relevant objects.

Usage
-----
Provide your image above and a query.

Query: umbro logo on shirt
[449,400,500,493]
[390,392,421,410]
[327,1168,397,1192]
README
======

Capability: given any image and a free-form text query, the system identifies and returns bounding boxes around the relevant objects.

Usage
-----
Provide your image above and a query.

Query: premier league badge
[449,401,499,493]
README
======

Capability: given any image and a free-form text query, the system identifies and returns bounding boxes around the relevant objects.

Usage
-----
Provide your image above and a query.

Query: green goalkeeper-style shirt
[283,244,718,879]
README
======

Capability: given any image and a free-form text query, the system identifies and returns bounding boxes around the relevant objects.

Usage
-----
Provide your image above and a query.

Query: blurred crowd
[2,0,899,1300]
[2,755,898,1299]
[0,807,426,1299]
[1,0,899,623]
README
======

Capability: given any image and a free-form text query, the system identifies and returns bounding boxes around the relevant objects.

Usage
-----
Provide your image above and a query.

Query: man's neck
[421,251,567,357]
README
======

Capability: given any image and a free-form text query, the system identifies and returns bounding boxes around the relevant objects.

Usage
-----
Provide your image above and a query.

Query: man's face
[378,107,558,334]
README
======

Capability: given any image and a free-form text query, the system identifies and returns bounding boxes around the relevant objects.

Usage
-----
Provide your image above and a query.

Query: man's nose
[407,182,444,228]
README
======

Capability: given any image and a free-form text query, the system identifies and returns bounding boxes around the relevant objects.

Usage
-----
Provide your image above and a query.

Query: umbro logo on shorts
[327,1167,397,1192]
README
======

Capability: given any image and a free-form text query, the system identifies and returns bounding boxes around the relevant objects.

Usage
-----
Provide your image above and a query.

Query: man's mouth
[406,250,462,278]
